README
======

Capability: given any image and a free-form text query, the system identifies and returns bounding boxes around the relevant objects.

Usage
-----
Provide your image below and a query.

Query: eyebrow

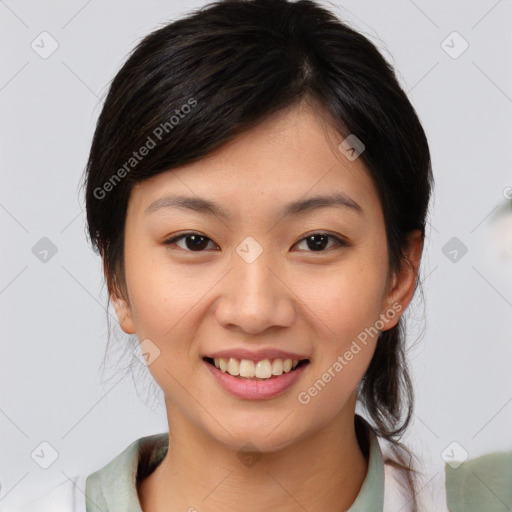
[145,192,363,219]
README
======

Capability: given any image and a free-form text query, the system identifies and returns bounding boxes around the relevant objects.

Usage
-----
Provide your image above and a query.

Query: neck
[138,401,368,512]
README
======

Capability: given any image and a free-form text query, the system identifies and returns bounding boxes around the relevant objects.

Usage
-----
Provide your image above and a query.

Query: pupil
[186,235,209,251]
[307,234,328,251]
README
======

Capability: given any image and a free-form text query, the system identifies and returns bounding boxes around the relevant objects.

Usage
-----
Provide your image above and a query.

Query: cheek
[295,266,386,417]
[300,262,387,342]
[296,249,389,391]
[123,244,197,340]
[123,252,202,391]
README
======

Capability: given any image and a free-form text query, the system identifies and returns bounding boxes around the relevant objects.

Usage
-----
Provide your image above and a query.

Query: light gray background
[1,0,511,507]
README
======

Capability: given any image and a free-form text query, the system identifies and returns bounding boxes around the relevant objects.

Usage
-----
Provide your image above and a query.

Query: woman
[18,0,446,510]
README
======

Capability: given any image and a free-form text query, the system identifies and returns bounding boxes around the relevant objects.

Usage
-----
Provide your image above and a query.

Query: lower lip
[204,359,309,400]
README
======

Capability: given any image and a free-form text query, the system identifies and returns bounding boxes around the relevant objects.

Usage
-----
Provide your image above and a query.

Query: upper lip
[204,348,310,361]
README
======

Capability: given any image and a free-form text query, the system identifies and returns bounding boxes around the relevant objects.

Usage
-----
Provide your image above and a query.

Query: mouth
[202,356,311,381]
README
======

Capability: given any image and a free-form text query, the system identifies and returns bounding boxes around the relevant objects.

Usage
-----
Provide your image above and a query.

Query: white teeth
[255,360,272,379]
[271,359,283,375]
[211,356,305,379]
[227,357,240,376]
[239,359,255,378]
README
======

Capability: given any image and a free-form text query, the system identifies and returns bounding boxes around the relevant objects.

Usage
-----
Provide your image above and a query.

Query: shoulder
[6,475,87,512]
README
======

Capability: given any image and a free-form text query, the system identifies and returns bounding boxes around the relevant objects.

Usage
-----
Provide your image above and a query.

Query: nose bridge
[235,237,276,297]
[216,235,293,333]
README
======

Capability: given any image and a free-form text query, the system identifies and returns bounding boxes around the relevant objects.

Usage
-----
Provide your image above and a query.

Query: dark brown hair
[82,0,433,507]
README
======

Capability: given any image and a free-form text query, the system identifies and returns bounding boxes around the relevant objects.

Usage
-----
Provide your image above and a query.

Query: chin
[206,413,315,454]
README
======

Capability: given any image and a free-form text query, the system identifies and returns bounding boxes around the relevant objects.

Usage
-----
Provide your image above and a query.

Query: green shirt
[445,451,512,512]
[85,421,385,512]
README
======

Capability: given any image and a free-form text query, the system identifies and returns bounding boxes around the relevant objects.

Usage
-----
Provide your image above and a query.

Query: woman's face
[112,101,418,451]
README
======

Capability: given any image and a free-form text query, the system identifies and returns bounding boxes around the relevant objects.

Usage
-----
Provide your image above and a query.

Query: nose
[214,244,296,335]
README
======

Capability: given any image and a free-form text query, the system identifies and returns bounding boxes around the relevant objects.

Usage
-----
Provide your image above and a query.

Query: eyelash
[163,231,349,253]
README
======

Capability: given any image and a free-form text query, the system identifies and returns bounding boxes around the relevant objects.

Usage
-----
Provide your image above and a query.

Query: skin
[109,98,423,512]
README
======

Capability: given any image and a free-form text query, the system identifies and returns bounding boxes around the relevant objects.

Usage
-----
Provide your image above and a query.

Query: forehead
[128,103,381,222]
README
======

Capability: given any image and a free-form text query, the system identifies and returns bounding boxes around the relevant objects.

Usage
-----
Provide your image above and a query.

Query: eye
[163,231,348,253]
[163,232,219,252]
[294,232,348,252]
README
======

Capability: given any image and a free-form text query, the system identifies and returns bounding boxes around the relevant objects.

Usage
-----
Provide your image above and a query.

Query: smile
[203,356,311,400]
[204,356,309,380]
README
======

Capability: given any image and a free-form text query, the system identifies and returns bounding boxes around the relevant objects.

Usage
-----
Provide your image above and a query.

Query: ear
[111,292,136,334]
[103,259,136,335]
[381,230,423,330]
